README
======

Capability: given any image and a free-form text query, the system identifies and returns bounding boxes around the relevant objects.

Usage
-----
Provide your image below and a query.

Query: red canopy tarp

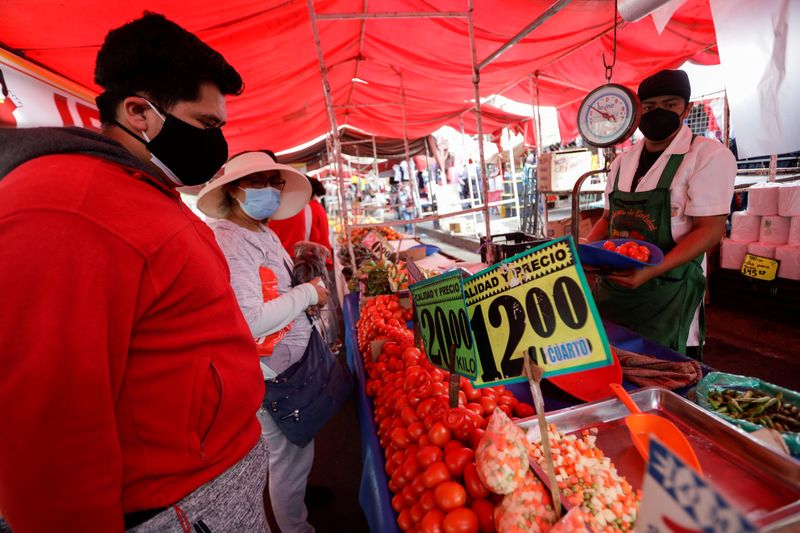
[0,0,718,152]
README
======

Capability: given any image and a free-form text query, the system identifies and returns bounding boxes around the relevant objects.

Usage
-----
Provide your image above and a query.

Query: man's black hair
[94,12,243,124]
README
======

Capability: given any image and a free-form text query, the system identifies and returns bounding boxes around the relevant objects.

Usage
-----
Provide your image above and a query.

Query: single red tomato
[465,402,484,417]
[478,397,497,415]
[434,481,467,511]
[391,428,411,449]
[408,421,426,442]
[463,463,490,499]
[392,492,406,513]
[411,473,427,496]
[420,509,446,533]
[398,508,414,531]
[410,502,426,524]
[444,447,475,477]
[443,440,464,455]
[416,445,444,468]
[428,422,452,447]
[422,461,451,489]
[420,489,437,512]
[403,455,420,480]
[442,508,478,533]
[602,240,616,251]
[513,402,535,418]
[470,499,495,533]
[470,428,485,450]
[496,404,512,418]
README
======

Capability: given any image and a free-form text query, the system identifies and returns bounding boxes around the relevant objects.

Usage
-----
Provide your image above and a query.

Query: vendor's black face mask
[639,107,682,142]
[116,99,228,186]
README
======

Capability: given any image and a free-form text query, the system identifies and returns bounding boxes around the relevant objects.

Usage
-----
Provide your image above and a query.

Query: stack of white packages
[730,211,761,241]
[748,242,777,259]
[778,182,800,217]
[759,215,791,245]
[776,245,800,280]
[790,217,800,244]
[748,182,781,215]
[720,238,749,269]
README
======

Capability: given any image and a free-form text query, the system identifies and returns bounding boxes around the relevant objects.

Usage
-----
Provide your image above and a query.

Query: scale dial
[577,84,641,147]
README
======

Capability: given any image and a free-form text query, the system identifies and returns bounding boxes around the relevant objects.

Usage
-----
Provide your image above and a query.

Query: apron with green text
[595,154,705,354]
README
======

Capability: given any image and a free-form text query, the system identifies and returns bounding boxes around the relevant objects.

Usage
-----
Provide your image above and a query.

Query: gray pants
[258,408,315,533]
[131,438,270,532]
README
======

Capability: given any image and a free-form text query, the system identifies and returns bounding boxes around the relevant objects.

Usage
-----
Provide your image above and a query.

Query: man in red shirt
[0,13,268,532]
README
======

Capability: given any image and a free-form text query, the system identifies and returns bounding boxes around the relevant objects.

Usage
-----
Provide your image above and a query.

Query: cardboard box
[448,218,474,235]
[547,216,594,239]
[536,150,599,192]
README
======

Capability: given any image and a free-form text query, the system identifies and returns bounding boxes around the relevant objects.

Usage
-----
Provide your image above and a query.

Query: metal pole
[507,127,520,224]
[477,0,572,71]
[307,0,358,278]
[468,0,493,262]
[723,92,731,148]
[769,154,778,183]
[350,205,488,229]
[460,111,480,237]
[400,72,422,223]
[371,135,379,179]
[317,11,469,20]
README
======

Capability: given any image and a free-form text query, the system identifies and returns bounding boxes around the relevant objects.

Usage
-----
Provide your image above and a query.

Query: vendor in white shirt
[586,69,737,359]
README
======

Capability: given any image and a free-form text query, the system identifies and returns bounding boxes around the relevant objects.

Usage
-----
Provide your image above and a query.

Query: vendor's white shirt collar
[618,125,693,183]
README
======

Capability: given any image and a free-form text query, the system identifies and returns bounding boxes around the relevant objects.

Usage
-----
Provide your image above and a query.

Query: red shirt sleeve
[0,211,143,532]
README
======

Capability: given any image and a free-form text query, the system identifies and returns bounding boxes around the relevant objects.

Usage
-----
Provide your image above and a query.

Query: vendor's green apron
[596,154,705,354]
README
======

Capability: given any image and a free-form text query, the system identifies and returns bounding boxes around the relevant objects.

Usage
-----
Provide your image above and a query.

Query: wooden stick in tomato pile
[524,348,562,518]
[447,344,460,408]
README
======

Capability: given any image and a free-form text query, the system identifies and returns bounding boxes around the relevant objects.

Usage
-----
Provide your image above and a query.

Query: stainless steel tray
[517,387,800,530]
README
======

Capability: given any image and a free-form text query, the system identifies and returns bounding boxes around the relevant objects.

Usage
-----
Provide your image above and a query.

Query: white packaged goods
[747,242,777,259]
[748,182,780,216]
[759,215,790,245]
[778,182,800,216]
[730,211,761,242]
[776,245,800,280]
[789,217,800,244]
[720,238,749,269]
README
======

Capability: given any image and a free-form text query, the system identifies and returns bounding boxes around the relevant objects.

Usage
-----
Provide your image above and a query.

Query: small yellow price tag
[741,253,779,281]
[464,237,612,387]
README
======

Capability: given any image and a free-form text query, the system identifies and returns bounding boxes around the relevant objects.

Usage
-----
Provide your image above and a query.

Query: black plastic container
[479,232,550,263]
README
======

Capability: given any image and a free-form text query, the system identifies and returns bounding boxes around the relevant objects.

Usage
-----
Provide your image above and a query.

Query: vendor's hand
[309,277,329,307]
[605,266,660,289]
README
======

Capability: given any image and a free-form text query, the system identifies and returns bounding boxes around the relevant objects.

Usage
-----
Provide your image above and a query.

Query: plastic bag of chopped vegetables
[475,409,530,495]
[695,371,800,457]
[494,470,559,533]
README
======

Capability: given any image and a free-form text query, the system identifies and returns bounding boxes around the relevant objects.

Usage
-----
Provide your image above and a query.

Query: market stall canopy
[277,127,437,166]
[0,0,719,153]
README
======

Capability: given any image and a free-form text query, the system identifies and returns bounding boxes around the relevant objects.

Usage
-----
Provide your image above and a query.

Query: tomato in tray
[603,240,651,262]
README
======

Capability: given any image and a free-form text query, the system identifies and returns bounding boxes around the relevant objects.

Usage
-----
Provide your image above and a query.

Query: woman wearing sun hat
[197,150,327,533]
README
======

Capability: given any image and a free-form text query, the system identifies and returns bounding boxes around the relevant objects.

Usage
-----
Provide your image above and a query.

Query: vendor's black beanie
[638,69,691,102]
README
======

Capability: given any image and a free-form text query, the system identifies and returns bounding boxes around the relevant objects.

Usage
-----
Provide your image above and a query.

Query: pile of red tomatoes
[601,240,651,262]
[358,295,535,533]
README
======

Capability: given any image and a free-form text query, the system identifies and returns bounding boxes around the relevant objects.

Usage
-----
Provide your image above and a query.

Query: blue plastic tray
[578,238,664,269]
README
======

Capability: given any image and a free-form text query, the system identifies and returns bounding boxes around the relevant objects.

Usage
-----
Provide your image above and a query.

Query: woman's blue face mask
[237,186,281,220]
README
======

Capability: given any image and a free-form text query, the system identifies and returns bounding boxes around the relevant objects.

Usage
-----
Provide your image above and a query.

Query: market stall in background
[1,0,799,531]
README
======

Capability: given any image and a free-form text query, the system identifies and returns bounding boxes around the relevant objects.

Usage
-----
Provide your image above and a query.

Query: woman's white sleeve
[248,284,318,338]
[213,227,319,338]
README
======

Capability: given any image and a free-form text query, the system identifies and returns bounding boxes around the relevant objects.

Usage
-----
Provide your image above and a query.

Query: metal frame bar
[468,0,494,261]
[317,11,469,20]
[477,0,572,71]
[307,0,358,277]
[350,206,487,229]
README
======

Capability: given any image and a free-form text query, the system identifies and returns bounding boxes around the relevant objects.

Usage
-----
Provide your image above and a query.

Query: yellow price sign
[464,237,612,387]
[741,253,779,281]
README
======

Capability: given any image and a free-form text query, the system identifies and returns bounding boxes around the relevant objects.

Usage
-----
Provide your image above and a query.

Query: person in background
[197,151,328,533]
[398,183,415,235]
[307,177,333,269]
[0,13,269,532]
[586,69,737,358]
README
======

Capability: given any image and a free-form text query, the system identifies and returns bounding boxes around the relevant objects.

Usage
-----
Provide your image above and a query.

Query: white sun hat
[197,151,311,220]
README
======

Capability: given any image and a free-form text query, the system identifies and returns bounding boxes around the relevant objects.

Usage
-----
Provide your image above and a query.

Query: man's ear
[682,101,693,121]
[119,96,151,133]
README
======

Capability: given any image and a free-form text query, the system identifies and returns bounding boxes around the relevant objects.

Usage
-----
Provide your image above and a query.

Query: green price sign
[464,237,612,387]
[409,270,478,379]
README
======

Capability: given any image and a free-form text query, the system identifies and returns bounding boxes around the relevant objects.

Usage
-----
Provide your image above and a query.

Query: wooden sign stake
[525,347,562,518]
[447,344,460,408]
